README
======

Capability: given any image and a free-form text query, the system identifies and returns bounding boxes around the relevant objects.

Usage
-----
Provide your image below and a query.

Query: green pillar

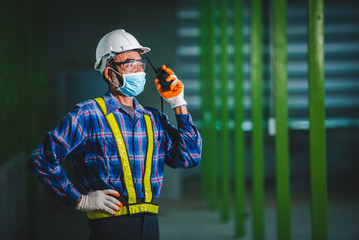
[251,0,265,239]
[220,0,230,223]
[234,0,246,237]
[308,0,328,239]
[274,0,291,239]
[207,0,218,211]
[0,0,22,156]
[0,1,11,156]
[200,0,218,210]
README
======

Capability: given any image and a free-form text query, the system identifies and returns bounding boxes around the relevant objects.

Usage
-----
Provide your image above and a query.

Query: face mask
[110,68,146,97]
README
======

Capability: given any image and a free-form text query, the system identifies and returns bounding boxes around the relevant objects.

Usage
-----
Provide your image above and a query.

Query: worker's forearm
[174,105,188,114]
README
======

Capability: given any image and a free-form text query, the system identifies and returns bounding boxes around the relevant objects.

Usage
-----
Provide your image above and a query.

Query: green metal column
[207,0,218,211]
[200,0,218,210]
[251,0,265,239]
[0,0,22,156]
[0,1,11,156]
[308,0,328,239]
[234,0,246,237]
[274,0,291,239]
[220,0,230,223]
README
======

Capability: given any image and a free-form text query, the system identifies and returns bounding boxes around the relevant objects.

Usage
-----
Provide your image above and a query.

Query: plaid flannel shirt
[28,91,202,206]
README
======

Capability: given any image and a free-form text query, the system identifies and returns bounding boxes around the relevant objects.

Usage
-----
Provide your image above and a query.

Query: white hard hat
[94,29,151,73]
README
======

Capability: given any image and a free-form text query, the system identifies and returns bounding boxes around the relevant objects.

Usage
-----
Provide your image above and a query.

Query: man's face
[112,51,144,74]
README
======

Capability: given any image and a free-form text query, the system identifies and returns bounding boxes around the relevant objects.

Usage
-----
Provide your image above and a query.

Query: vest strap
[95,97,137,204]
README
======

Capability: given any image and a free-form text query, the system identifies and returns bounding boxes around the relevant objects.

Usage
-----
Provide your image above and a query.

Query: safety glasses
[113,59,147,72]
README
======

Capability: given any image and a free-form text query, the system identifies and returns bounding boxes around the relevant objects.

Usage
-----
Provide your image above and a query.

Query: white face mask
[109,68,146,97]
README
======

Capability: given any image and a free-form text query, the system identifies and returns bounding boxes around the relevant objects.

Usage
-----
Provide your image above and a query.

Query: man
[28,29,202,240]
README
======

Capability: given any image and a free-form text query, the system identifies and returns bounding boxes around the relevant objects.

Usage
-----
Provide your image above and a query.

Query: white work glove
[75,189,123,215]
[155,65,187,109]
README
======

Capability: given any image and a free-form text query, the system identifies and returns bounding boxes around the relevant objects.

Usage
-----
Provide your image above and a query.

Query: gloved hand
[75,189,123,215]
[155,65,187,109]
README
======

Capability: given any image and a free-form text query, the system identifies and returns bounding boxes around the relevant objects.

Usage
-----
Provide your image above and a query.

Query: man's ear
[104,67,113,82]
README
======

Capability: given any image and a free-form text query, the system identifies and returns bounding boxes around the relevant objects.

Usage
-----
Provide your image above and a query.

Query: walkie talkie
[146,57,174,113]
[146,57,174,91]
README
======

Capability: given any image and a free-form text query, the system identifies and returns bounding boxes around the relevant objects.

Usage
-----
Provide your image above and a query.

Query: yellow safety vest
[87,97,159,220]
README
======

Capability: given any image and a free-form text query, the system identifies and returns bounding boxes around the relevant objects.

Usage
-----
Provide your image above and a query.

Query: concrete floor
[15,189,359,240]
[159,191,359,240]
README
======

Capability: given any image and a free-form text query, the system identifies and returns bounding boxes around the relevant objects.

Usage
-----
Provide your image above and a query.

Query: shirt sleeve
[27,106,87,206]
[162,113,202,169]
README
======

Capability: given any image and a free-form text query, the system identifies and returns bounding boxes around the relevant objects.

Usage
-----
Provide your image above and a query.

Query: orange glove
[155,65,187,109]
[75,189,123,215]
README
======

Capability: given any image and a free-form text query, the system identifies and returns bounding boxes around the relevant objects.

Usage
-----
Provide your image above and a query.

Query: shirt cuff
[175,113,194,129]
[67,187,82,206]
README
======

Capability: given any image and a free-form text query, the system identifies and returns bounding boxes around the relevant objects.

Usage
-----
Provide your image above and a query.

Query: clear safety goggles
[113,59,147,73]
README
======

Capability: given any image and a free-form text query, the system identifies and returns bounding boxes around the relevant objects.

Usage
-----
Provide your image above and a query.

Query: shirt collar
[102,91,149,116]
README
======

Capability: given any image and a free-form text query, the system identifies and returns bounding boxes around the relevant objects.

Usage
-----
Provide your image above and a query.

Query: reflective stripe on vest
[88,97,158,219]
[87,203,159,220]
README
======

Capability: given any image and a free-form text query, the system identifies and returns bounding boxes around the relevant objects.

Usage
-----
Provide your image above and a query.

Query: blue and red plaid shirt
[28,91,202,206]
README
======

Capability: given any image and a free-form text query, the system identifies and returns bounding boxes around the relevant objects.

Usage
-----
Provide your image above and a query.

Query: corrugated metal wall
[176,0,359,128]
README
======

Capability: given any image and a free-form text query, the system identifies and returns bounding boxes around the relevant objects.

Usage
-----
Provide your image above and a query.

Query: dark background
[0,0,358,239]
